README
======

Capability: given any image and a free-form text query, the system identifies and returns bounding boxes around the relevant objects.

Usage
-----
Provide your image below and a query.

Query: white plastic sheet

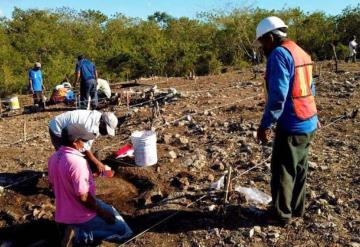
[210,175,225,190]
[235,186,272,205]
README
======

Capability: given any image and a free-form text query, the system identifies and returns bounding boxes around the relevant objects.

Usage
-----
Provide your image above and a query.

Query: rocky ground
[0,61,359,247]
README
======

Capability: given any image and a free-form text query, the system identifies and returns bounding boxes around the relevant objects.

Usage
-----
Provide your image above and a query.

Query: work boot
[261,211,290,227]
[243,206,289,227]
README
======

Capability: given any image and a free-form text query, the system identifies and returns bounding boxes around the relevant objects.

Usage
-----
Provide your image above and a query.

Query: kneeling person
[48,124,133,244]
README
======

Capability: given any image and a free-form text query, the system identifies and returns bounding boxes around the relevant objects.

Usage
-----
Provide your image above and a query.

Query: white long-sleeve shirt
[49,110,102,150]
[349,40,358,55]
[97,78,111,99]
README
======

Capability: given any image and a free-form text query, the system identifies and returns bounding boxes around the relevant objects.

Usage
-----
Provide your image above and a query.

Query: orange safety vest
[265,40,317,120]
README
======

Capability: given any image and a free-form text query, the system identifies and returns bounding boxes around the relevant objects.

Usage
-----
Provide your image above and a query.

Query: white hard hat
[256,16,288,40]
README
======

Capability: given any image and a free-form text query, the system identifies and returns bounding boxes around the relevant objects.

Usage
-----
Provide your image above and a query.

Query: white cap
[256,16,288,40]
[101,112,118,136]
[35,62,41,68]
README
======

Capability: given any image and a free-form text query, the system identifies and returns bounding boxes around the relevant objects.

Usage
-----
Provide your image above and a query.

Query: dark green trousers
[271,129,315,221]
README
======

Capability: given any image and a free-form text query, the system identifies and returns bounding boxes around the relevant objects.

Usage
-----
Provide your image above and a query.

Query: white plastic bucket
[131,130,157,167]
[7,96,20,110]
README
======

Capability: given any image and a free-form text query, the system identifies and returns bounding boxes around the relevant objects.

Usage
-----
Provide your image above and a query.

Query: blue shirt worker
[75,55,98,109]
[255,16,319,226]
[28,62,46,110]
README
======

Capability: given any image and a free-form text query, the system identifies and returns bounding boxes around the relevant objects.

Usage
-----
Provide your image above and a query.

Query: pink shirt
[48,146,96,224]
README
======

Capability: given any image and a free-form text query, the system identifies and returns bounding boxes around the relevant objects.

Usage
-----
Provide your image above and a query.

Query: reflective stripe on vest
[282,40,317,120]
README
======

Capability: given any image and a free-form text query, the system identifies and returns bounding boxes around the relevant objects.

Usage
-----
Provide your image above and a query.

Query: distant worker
[50,78,74,105]
[75,55,98,109]
[348,36,357,63]
[48,110,118,173]
[48,124,133,245]
[255,16,319,225]
[28,62,46,110]
[97,78,112,99]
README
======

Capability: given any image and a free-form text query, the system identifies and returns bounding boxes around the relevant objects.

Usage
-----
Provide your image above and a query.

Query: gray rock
[208,205,216,211]
[247,228,255,238]
[137,190,164,206]
[163,134,172,144]
[182,158,194,167]
[310,190,317,199]
[268,231,280,239]
[308,161,318,170]
[209,111,216,116]
[168,151,177,159]
[349,242,360,247]
[191,150,207,169]
[174,120,186,127]
[253,226,261,234]
[178,136,189,145]
[320,165,329,171]
[323,191,336,200]
[132,107,139,113]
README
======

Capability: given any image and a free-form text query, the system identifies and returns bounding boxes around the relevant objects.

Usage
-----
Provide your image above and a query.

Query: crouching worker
[48,124,133,245]
[48,110,118,173]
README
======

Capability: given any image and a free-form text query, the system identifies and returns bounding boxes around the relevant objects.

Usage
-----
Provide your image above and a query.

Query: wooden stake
[23,119,27,143]
[331,43,338,73]
[224,166,232,203]
[126,91,130,110]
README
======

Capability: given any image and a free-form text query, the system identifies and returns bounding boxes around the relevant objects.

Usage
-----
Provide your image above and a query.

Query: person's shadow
[0,170,263,246]
[0,170,51,197]
[122,200,260,234]
[0,204,260,246]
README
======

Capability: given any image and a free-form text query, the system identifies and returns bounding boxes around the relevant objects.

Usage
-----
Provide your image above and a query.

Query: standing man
[75,55,98,109]
[48,124,133,245]
[28,62,46,110]
[48,110,118,173]
[348,36,357,63]
[255,17,318,225]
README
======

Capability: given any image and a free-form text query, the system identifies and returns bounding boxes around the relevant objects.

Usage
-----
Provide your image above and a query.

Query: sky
[0,0,359,19]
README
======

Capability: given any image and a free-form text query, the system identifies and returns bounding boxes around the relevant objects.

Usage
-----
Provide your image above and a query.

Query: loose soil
[0,61,359,247]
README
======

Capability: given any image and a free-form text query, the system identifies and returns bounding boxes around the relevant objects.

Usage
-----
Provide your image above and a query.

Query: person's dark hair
[61,128,72,147]
[77,55,84,61]
[261,27,287,47]
[272,27,288,45]
[98,118,108,136]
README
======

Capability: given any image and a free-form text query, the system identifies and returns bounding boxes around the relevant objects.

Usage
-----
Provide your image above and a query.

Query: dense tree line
[0,5,359,97]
